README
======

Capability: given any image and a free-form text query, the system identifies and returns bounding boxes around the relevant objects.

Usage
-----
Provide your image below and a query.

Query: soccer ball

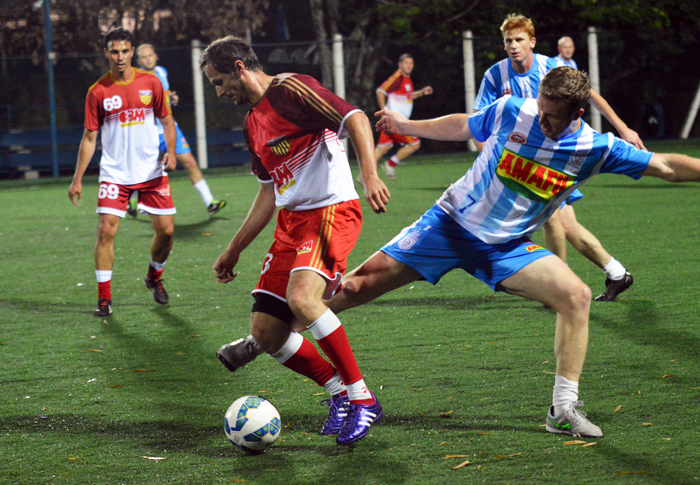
[224,395,282,454]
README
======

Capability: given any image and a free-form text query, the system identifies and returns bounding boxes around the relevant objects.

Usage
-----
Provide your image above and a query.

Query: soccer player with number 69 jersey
[68,27,178,317]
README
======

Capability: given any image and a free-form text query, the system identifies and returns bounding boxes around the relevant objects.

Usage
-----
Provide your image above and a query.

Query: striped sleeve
[377,71,403,94]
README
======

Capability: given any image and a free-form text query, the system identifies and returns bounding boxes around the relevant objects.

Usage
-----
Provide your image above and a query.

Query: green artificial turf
[1,139,699,484]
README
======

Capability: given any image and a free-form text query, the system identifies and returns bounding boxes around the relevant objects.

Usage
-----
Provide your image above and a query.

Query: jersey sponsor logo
[496,148,575,203]
[119,108,146,127]
[268,136,291,156]
[270,162,296,195]
[525,244,545,252]
[508,132,528,144]
[296,240,313,255]
[139,90,153,105]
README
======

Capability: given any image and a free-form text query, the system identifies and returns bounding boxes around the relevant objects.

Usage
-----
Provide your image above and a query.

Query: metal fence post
[463,30,477,152]
[191,39,208,169]
[587,26,602,132]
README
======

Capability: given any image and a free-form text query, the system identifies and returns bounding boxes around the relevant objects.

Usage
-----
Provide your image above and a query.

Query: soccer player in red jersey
[374,54,433,181]
[68,28,177,317]
[200,36,390,445]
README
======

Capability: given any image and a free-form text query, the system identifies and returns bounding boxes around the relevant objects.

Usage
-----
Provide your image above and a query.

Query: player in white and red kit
[200,36,390,445]
[374,54,433,181]
[68,28,177,317]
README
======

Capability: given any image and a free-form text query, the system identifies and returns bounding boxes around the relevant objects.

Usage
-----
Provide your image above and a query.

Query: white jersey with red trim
[84,68,170,185]
[377,70,414,120]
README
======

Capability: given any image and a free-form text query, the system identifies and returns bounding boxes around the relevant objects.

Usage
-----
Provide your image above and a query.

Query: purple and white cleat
[319,394,351,435]
[336,397,383,445]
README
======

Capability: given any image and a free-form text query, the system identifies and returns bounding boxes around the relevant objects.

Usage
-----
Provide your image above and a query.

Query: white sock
[323,372,346,396]
[193,179,214,206]
[346,378,372,402]
[95,270,112,283]
[552,375,579,415]
[150,259,166,271]
[270,332,303,363]
[389,155,401,166]
[307,308,341,340]
[603,257,626,280]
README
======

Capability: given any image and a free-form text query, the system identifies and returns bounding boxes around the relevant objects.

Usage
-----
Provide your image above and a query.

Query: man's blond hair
[136,43,155,56]
[557,36,574,46]
[500,14,535,39]
[539,67,591,114]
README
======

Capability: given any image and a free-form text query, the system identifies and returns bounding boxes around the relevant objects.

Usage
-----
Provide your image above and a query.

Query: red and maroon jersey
[244,73,361,211]
[377,70,414,120]
[85,68,170,185]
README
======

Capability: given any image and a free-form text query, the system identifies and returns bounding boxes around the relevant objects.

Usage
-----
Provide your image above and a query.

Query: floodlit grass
[1,139,699,484]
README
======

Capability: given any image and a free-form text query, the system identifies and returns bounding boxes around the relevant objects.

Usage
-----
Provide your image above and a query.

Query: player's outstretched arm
[345,111,390,214]
[159,114,177,171]
[642,153,700,182]
[412,86,433,99]
[68,129,98,206]
[375,108,473,142]
[589,89,646,150]
[213,182,277,283]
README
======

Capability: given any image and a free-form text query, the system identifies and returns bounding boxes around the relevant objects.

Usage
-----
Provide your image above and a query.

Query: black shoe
[94,298,112,317]
[126,199,138,218]
[207,200,227,215]
[595,272,633,302]
[145,277,169,305]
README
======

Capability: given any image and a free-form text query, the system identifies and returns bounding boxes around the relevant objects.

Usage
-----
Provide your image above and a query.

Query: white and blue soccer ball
[224,395,282,454]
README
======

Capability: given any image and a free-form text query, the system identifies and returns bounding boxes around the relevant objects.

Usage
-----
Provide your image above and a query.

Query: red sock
[281,337,337,386]
[97,281,111,301]
[148,265,164,281]
[315,325,363,387]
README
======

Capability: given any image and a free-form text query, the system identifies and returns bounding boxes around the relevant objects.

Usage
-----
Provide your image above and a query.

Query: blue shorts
[159,124,191,155]
[381,205,553,291]
[560,188,583,209]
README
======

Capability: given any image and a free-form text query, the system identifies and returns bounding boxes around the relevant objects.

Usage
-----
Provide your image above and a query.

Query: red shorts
[377,131,420,147]
[253,199,362,301]
[96,176,176,217]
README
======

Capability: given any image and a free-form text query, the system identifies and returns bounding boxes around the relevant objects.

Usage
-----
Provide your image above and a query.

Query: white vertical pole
[463,30,477,152]
[681,80,700,139]
[333,34,349,153]
[587,26,602,132]
[191,39,208,169]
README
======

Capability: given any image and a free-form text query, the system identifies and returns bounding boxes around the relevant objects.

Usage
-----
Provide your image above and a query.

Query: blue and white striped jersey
[474,54,564,111]
[554,55,578,70]
[436,96,652,244]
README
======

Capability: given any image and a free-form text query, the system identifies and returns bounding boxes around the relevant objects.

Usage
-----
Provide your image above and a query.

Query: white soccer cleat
[216,335,265,372]
[546,401,603,438]
[382,161,397,181]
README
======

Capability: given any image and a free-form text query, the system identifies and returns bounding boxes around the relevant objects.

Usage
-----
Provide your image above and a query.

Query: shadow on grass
[591,299,700,365]
[0,298,91,316]
[368,294,526,311]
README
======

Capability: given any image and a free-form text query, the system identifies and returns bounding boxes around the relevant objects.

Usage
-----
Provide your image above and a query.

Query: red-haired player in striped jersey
[200,36,390,445]
[68,28,177,318]
[373,54,433,181]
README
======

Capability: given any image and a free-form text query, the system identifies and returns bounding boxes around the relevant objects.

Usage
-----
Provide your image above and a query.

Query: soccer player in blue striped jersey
[328,66,700,438]
[474,14,639,301]
[554,36,578,69]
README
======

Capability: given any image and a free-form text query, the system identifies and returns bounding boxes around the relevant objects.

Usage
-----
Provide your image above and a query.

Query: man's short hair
[199,36,263,74]
[539,67,591,113]
[136,43,156,56]
[103,27,133,49]
[557,36,574,46]
[398,53,413,63]
[500,14,535,39]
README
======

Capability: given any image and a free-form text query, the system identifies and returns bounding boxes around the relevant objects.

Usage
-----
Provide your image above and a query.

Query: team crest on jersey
[268,136,291,156]
[501,87,513,96]
[496,148,575,203]
[398,230,421,250]
[139,90,152,105]
[508,132,528,144]
[297,240,313,255]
